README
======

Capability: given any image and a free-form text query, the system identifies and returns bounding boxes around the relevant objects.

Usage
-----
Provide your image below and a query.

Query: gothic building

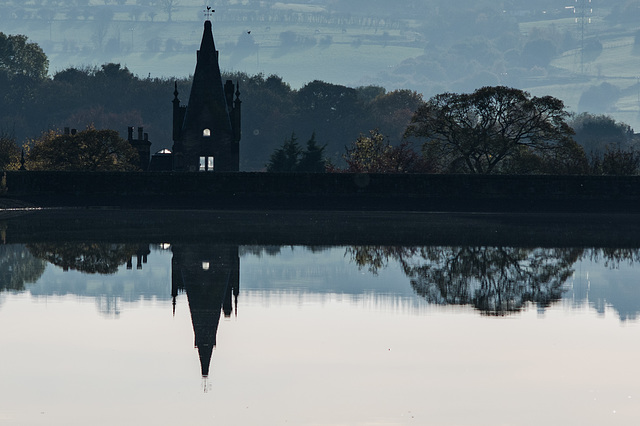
[171,19,241,172]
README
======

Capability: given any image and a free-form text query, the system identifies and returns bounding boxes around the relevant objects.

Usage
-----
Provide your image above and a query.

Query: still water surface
[1,215,639,425]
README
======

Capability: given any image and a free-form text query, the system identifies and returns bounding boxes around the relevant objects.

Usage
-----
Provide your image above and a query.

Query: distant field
[2,15,423,89]
[519,13,640,130]
[542,33,640,130]
[2,0,424,88]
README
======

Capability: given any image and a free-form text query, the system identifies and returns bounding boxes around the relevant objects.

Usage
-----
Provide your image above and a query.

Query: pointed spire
[173,81,179,99]
[199,20,216,54]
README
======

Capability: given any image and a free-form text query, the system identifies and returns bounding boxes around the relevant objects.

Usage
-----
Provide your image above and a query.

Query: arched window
[203,128,211,137]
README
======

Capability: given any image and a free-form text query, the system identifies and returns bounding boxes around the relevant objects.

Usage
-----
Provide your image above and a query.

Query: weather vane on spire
[203,6,215,20]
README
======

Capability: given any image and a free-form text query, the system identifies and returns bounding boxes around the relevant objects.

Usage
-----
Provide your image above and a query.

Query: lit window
[199,156,206,171]
[203,128,211,137]
[202,262,210,270]
[207,157,214,171]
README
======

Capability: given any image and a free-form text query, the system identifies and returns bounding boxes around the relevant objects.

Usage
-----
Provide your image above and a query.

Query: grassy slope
[2,2,423,89]
[521,16,640,130]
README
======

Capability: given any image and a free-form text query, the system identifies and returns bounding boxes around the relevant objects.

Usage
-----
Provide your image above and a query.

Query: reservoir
[0,210,639,425]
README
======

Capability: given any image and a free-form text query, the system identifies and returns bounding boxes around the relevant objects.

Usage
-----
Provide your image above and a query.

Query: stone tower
[172,19,241,172]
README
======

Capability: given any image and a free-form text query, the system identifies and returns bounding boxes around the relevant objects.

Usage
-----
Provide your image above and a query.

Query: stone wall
[3,171,640,212]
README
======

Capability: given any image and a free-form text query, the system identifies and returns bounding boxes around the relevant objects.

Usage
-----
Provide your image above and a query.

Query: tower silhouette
[172,17,241,171]
[171,244,239,378]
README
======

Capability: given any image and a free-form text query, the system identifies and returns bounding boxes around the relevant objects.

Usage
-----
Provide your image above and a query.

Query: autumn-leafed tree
[0,131,20,170]
[343,129,432,173]
[26,127,139,171]
[591,147,640,175]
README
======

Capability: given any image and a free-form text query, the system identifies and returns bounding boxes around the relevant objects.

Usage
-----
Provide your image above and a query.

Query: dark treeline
[3,28,640,174]
[0,58,421,170]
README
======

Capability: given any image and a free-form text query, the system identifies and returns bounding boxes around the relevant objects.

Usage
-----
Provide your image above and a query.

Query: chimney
[64,127,70,135]
[71,129,77,135]
[128,126,133,141]
[138,127,143,140]
[144,133,149,141]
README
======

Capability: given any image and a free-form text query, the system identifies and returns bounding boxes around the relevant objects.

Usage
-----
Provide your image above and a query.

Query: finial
[203,6,215,20]
[173,80,179,99]
[235,80,240,97]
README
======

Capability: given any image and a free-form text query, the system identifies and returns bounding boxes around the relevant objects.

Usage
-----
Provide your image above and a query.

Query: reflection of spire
[234,282,239,318]
[171,244,239,380]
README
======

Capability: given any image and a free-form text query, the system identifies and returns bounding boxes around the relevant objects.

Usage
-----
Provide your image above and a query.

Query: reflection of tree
[27,243,139,274]
[347,246,583,315]
[0,245,47,292]
[585,248,640,269]
[240,246,283,257]
[240,245,332,257]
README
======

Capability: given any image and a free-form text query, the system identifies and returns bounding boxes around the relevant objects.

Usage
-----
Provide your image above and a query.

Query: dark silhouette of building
[127,127,151,171]
[171,244,239,378]
[171,18,242,172]
[148,149,173,171]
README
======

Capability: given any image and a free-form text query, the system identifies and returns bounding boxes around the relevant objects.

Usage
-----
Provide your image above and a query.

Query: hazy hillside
[2,0,640,130]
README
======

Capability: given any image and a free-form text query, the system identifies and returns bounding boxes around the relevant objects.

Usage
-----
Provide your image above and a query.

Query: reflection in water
[0,244,46,292]
[3,242,640,321]
[571,248,640,321]
[27,242,142,274]
[3,211,640,425]
[347,246,640,317]
[3,241,640,379]
[347,246,580,315]
[171,244,239,378]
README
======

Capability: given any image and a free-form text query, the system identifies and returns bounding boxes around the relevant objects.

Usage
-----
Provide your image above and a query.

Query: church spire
[199,20,217,57]
[171,14,240,171]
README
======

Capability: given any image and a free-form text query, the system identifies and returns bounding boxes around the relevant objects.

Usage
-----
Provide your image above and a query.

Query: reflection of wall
[171,244,239,377]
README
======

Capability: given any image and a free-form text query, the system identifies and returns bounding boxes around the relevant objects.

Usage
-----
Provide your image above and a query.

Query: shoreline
[2,207,640,248]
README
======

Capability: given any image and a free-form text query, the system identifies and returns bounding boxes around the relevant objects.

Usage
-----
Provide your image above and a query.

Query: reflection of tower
[171,244,239,378]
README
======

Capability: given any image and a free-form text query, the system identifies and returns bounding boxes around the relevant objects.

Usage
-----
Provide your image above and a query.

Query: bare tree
[160,0,180,22]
